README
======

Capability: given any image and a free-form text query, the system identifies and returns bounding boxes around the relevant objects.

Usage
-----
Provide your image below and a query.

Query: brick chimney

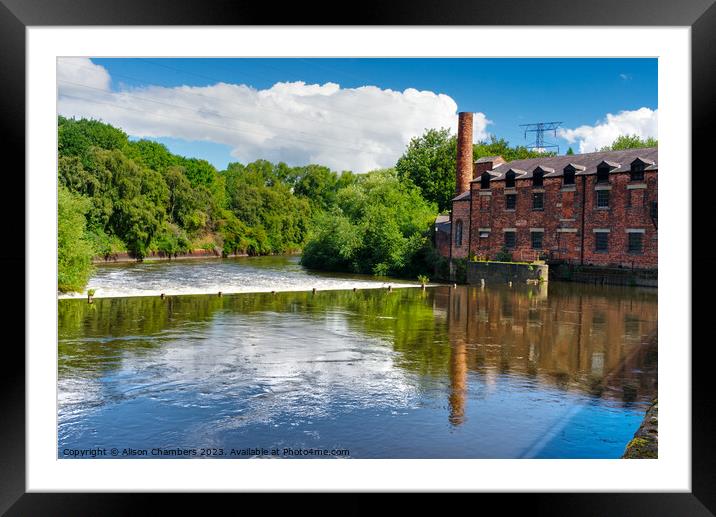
[456,112,473,196]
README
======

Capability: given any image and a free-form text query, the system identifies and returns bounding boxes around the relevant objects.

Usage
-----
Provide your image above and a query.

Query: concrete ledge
[467,261,548,286]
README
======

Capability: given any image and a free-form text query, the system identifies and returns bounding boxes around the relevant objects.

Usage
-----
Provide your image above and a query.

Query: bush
[58,186,95,292]
[301,169,437,278]
[494,247,513,262]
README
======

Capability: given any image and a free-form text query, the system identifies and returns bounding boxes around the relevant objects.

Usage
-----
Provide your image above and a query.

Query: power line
[519,121,562,153]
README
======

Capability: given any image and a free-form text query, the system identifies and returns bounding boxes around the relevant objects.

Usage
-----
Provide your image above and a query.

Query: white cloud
[57,57,111,96]
[558,107,658,153]
[57,58,490,173]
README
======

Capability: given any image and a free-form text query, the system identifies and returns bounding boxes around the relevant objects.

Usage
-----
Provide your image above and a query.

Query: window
[628,233,643,254]
[596,166,610,184]
[455,220,463,247]
[480,172,491,189]
[563,169,575,185]
[505,194,516,210]
[595,232,609,252]
[597,190,610,208]
[630,163,645,182]
[533,170,543,187]
[505,171,516,188]
[556,232,570,252]
[531,232,543,249]
[532,192,544,210]
[480,195,490,212]
[504,231,516,249]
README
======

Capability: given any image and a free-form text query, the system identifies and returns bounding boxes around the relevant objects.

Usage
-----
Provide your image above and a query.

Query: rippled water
[58,258,657,459]
[59,255,416,299]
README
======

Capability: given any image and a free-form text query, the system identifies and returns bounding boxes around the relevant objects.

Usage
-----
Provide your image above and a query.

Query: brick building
[438,112,657,270]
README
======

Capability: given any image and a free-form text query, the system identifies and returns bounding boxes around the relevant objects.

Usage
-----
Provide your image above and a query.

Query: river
[58,256,657,459]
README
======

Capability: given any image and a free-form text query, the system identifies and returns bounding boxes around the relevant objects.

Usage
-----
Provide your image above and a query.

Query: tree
[474,136,551,163]
[58,185,95,292]
[566,147,575,155]
[395,128,456,213]
[396,130,549,212]
[600,134,658,151]
[301,169,437,277]
[58,116,129,160]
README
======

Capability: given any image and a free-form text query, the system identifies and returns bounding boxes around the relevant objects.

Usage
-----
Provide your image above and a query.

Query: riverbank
[93,249,242,264]
[622,399,658,458]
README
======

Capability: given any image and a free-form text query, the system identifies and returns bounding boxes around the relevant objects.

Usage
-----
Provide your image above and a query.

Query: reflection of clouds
[78,309,418,441]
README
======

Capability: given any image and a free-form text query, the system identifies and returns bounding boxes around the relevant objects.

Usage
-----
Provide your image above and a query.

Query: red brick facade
[443,148,658,270]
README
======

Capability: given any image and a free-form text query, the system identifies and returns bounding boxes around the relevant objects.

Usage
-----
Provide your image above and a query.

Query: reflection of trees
[58,289,451,377]
[59,282,658,415]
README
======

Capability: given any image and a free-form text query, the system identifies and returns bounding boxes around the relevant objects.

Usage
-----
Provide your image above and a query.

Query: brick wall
[581,170,657,268]
[451,199,471,259]
[448,166,657,270]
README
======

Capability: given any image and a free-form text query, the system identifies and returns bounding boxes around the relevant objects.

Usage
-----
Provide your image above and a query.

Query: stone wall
[622,399,658,459]
[466,261,548,286]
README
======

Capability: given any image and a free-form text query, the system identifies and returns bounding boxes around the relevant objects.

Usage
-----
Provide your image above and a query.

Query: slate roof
[475,155,504,164]
[434,214,451,233]
[471,147,658,182]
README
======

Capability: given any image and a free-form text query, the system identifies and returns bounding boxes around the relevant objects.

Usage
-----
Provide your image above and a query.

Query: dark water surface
[58,273,657,458]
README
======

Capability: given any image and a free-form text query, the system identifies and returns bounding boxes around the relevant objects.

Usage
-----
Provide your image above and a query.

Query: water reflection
[439,284,657,428]
[58,281,657,458]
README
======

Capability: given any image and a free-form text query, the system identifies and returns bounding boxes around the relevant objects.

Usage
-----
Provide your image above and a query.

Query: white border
[27,27,690,492]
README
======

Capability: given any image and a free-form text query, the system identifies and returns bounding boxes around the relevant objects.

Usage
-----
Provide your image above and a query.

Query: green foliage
[566,147,575,155]
[150,223,191,256]
[58,116,128,160]
[494,247,513,262]
[417,274,429,285]
[451,258,467,284]
[301,169,437,278]
[474,136,552,162]
[395,128,457,213]
[600,134,658,151]
[58,185,95,292]
[395,129,549,212]
[222,161,312,253]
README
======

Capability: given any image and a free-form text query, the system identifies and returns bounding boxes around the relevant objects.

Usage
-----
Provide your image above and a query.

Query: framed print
[2,0,713,513]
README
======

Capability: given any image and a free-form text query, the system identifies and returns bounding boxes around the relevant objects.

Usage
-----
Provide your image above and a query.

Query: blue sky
[59,58,658,172]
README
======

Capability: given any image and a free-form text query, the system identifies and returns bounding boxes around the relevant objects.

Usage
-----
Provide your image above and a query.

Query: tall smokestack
[456,112,474,195]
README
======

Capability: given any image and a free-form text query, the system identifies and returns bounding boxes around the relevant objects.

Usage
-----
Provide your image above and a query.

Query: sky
[57,58,658,173]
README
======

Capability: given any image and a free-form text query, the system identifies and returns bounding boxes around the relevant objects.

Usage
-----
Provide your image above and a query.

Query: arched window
[505,170,516,188]
[455,219,463,247]
[480,172,491,189]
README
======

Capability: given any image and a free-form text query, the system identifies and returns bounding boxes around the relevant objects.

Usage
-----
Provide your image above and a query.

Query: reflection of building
[439,284,657,425]
[437,112,658,270]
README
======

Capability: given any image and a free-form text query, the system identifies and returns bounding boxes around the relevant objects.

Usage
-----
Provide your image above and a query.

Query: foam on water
[59,255,425,299]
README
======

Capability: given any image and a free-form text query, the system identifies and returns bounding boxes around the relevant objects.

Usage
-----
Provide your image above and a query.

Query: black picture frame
[2,0,711,513]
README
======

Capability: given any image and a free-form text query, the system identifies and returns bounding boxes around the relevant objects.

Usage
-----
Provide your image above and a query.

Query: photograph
[56,56,659,460]
[5,9,706,508]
